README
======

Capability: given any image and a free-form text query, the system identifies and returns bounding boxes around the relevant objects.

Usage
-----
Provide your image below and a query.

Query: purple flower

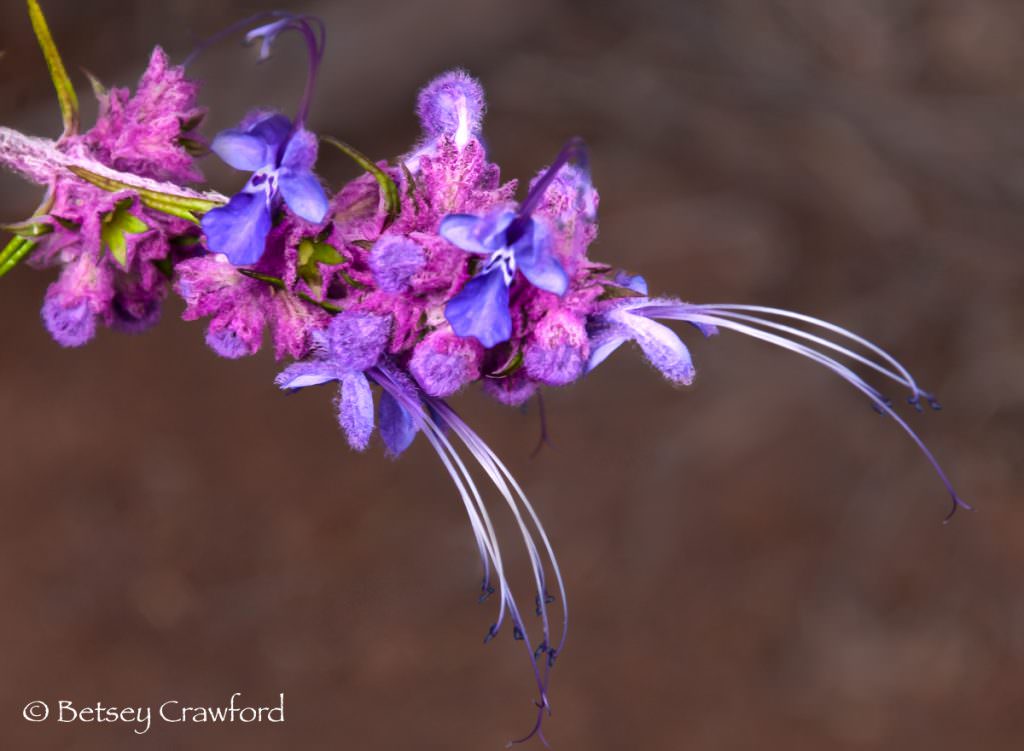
[201,112,328,266]
[405,69,486,171]
[275,311,393,450]
[79,47,205,184]
[441,139,591,348]
[441,207,568,347]
[409,328,484,397]
[523,309,590,386]
[587,298,700,385]
[369,235,426,293]
[40,254,113,348]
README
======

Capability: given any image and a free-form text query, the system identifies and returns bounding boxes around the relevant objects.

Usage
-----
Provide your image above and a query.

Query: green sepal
[488,350,524,378]
[170,234,202,248]
[100,198,148,267]
[321,136,400,226]
[297,238,346,298]
[67,165,225,223]
[81,68,106,100]
[337,268,368,291]
[179,113,205,133]
[177,136,209,158]
[238,268,342,314]
[400,162,419,210]
[27,0,79,136]
[152,257,174,279]
[0,236,37,278]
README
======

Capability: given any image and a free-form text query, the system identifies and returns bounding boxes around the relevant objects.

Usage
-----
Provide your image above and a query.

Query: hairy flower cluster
[0,7,968,744]
[28,47,204,346]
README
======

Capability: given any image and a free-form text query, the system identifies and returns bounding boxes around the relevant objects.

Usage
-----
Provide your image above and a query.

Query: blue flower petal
[439,214,489,254]
[279,168,329,223]
[337,371,375,451]
[248,113,293,150]
[514,220,568,295]
[281,128,319,172]
[477,208,517,247]
[211,130,272,171]
[585,326,628,373]
[445,268,512,348]
[200,190,272,266]
[613,271,648,295]
[440,209,517,254]
[609,307,695,385]
[378,389,418,457]
[275,359,339,391]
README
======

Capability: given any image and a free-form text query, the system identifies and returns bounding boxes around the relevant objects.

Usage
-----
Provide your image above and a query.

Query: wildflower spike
[0,10,971,742]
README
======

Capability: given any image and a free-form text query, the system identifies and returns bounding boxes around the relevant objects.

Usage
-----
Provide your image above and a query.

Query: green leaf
[321,136,400,226]
[27,0,78,135]
[66,165,225,223]
[100,199,148,267]
[0,236,37,278]
[296,238,346,297]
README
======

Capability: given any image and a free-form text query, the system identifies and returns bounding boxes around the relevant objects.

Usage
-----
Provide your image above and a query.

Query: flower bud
[409,328,483,397]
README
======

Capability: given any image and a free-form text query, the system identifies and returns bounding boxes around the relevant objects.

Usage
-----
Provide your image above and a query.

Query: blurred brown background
[1,1,1022,749]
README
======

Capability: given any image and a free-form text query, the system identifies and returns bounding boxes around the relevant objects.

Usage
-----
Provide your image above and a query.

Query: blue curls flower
[200,113,328,265]
[441,207,568,347]
[441,138,592,348]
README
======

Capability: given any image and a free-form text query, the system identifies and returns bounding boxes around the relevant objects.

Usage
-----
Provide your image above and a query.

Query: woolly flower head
[416,68,485,148]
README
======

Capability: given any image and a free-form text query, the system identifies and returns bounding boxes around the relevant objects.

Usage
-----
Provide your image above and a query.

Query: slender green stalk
[0,236,37,278]
[27,0,79,136]
[321,136,400,225]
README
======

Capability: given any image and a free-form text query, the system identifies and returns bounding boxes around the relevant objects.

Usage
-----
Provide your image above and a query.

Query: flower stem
[0,236,36,278]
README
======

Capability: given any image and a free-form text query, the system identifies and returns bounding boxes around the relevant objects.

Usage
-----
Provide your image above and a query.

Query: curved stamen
[372,365,564,741]
[245,15,325,128]
[436,402,569,659]
[696,308,918,396]
[508,137,590,243]
[639,304,970,520]
[183,12,325,129]
[698,303,931,405]
[432,401,557,652]
[372,366,510,634]
[432,400,569,747]
[181,12,278,68]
